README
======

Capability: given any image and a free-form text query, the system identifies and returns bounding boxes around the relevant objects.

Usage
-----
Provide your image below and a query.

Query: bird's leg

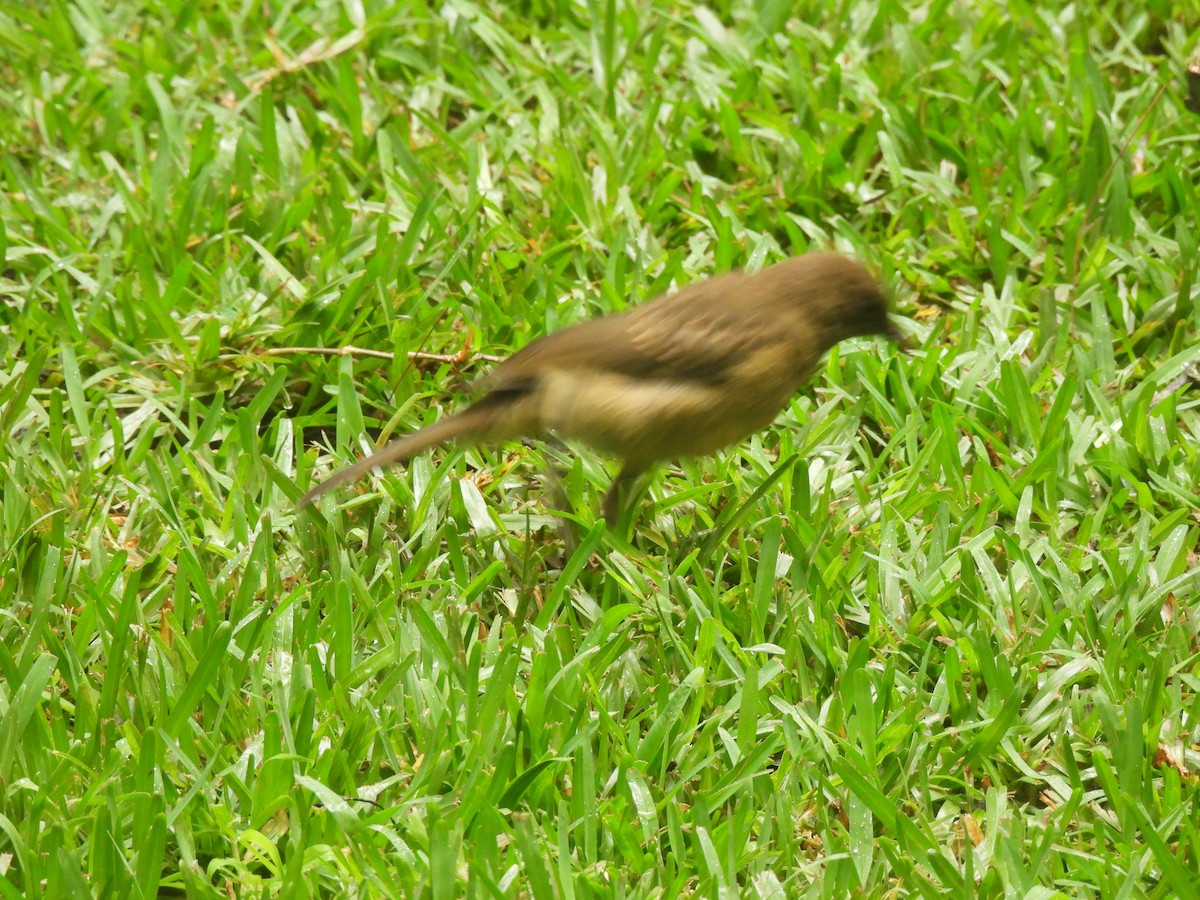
[534,442,580,554]
[602,462,647,525]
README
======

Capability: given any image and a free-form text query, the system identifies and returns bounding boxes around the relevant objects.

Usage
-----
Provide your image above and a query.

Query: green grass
[3,0,1200,896]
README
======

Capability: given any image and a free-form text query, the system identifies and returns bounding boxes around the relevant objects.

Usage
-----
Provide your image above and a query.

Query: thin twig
[243,29,367,96]
[1070,81,1169,305]
[258,346,506,364]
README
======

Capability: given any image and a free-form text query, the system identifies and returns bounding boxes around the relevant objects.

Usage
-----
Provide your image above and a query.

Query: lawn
[3,0,1200,896]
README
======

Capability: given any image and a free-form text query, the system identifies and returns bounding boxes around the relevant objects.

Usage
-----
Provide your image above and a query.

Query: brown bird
[300,252,901,521]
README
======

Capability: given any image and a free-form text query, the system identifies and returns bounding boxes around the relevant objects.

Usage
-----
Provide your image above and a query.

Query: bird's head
[793,253,905,346]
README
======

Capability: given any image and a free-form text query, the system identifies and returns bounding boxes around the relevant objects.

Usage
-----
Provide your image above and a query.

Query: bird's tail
[298,398,521,507]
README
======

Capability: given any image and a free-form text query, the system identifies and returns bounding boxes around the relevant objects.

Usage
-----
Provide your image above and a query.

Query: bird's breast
[535,366,800,464]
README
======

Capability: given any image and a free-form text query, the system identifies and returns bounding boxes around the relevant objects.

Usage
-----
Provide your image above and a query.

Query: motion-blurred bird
[300,252,901,521]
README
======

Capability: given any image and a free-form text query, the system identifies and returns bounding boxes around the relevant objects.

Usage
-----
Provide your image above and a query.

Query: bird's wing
[477,272,790,390]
